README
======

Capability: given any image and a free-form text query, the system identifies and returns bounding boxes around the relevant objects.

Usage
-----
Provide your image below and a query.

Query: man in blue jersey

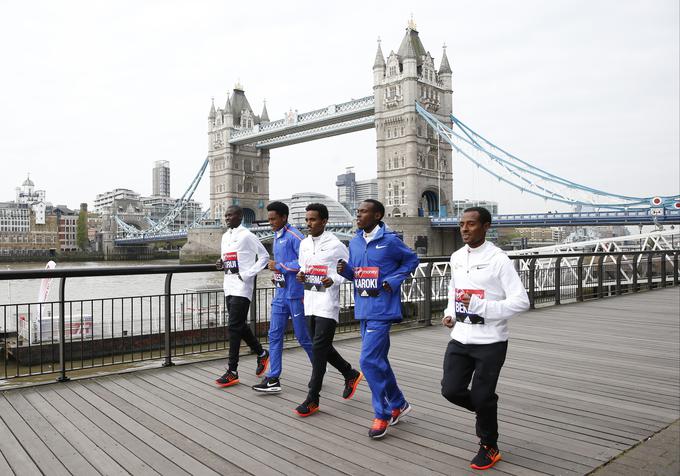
[338,199,419,439]
[252,201,313,393]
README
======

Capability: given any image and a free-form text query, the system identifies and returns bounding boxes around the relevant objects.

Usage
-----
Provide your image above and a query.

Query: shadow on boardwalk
[0,288,677,475]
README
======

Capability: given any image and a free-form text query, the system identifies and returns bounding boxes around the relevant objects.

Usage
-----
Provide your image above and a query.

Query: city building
[140,195,203,229]
[94,189,141,212]
[153,160,170,197]
[281,192,353,226]
[451,199,499,217]
[53,205,78,252]
[336,167,378,215]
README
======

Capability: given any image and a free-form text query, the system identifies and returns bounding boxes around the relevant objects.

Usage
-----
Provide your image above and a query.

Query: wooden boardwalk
[0,288,678,475]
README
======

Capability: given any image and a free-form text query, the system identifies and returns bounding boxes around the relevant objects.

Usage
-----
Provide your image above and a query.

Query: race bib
[273,271,286,288]
[304,265,328,292]
[454,289,485,324]
[354,267,380,297]
[223,252,239,275]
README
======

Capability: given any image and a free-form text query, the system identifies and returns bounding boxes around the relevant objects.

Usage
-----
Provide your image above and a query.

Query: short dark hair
[362,199,385,220]
[463,206,492,225]
[305,203,329,220]
[226,205,243,217]
[266,201,289,218]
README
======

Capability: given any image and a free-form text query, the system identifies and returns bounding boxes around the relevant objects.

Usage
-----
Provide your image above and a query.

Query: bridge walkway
[0,288,677,475]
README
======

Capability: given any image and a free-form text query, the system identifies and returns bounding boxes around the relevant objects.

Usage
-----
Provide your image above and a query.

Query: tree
[76,203,89,250]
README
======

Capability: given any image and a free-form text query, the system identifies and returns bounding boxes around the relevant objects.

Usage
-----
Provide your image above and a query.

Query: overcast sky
[0,0,677,214]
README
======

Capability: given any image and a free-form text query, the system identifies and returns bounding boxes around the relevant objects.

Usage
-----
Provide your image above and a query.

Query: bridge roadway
[0,288,677,475]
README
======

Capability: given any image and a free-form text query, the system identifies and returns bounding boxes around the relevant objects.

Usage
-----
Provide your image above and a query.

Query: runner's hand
[267,260,278,271]
[337,259,346,274]
[321,277,333,288]
[296,271,305,283]
[215,258,224,270]
[382,282,392,292]
[442,316,455,328]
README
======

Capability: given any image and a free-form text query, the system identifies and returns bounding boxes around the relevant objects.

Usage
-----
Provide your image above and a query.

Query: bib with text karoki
[454,289,485,324]
[304,265,328,292]
[354,267,380,297]
[223,252,239,275]
[273,271,286,288]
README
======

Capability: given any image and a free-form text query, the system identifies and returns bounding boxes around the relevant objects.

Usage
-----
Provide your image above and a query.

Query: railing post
[423,263,433,325]
[615,254,623,295]
[660,252,667,288]
[576,255,584,302]
[554,258,561,305]
[528,258,536,309]
[57,277,69,382]
[597,255,604,299]
[647,252,653,290]
[162,273,174,367]
[632,253,639,292]
[674,251,679,286]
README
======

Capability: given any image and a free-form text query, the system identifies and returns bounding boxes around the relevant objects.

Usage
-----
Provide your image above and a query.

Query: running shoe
[295,398,319,417]
[368,418,389,439]
[470,444,502,470]
[215,370,239,387]
[256,350,269,377]
[252,376,281,393]
[342,370,363,399]
[389,401,412,426]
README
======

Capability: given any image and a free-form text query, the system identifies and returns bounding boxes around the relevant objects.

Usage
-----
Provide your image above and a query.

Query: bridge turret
[208,98,216,130]
[223,93,234,128]
[438,45,453,116]
[260,100,269,123]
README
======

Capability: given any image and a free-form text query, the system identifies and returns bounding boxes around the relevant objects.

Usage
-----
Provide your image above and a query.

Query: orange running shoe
[470,444,502,470]
[368,418,389,439]
[343,370,363,399]
[215,370,239,387]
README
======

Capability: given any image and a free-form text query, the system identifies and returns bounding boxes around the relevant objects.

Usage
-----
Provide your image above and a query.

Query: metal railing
[0,250,676,382]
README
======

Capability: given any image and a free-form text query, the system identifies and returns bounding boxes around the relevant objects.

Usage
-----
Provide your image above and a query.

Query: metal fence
[0,250,677,382]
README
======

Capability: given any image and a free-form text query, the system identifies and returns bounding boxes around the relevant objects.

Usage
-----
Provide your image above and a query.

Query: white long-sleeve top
[298,231,349,321]
[444,240,529,344]
[220,225,269,299]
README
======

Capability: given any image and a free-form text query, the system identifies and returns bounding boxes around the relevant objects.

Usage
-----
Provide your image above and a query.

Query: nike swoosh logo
[294,313,302,317]
[376,245,387,249]
[267,381,279,387]
[366,329,375,333]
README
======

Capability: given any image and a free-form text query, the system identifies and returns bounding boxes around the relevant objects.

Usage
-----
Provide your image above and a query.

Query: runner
[337,199,419,439]
[441,207,529,470]
[214,205,270,388]
[252,201,313,393]
[293,203,363,416]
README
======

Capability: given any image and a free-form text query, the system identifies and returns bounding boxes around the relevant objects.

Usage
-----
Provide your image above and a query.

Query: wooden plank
[0,410,39,476]
[0,395,70,476]
[4,391,99,476]
[39,387,160,476]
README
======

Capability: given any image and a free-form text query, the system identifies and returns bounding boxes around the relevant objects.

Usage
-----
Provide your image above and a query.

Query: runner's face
[356,202,381,231]
[267,210,287,232]
[459,211,490,248]
[224,208,242,229]
[305,210,327,237]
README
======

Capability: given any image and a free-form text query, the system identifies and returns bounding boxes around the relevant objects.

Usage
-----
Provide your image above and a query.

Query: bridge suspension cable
[415,103,678,210]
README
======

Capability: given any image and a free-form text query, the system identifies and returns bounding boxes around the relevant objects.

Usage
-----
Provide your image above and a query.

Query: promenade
[0,288,677,475]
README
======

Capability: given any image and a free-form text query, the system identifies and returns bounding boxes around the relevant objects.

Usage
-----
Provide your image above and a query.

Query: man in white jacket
[214,205,270,388]
[293,203,363,417]
[441,207,529,471]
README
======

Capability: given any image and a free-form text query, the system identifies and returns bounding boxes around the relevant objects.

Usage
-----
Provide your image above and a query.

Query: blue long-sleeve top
[339,222,419,321]
[272,223,305,301]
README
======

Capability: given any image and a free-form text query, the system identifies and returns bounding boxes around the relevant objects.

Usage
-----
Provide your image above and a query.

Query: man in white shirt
[292,203,363,417]
[214,205,270,388]
[441,207,529,470]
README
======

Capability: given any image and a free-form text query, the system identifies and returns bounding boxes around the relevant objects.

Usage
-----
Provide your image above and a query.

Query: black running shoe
[470,444,502,470]
[256,350,269,377]
[295,398,319,417]
[252,376,281,393]
[215,370,239,387]
[342,370,363,399]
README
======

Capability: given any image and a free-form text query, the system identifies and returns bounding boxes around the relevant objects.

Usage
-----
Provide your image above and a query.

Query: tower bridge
[112,20,678,258]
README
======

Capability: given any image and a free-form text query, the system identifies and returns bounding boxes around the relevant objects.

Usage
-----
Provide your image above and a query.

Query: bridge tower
[207,84,270,224]
[373,20,453,219]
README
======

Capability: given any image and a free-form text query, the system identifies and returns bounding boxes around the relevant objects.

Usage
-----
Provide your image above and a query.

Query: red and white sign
[650,196,663,206]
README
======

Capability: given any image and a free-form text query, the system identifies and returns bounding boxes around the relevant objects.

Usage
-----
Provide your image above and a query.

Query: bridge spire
[373,37,386,70]
[438,44,452,75]
[208,97,216,120]
[260,99,270,123]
